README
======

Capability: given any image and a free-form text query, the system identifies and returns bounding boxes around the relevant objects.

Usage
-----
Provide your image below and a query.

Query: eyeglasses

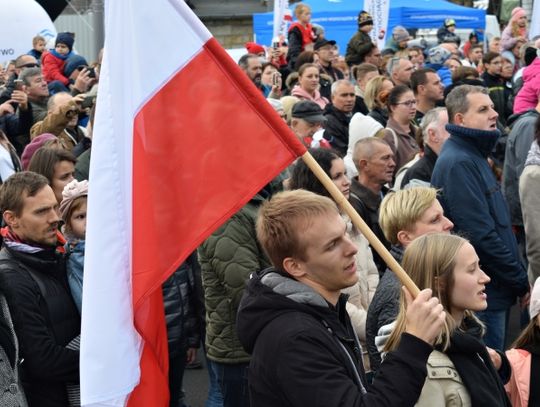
[17,63,39,69]
[395,99,417,107]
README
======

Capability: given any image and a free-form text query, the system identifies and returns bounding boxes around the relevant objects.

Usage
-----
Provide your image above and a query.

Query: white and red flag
[81,0,306,405]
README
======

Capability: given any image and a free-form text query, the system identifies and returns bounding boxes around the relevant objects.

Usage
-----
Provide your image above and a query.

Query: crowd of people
[1,2,540,406]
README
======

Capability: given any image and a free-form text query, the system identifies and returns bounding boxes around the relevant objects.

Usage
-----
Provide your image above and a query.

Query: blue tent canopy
[253,0,485,53]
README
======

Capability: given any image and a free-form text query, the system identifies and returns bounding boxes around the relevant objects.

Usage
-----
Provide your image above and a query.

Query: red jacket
[41,51,69,86]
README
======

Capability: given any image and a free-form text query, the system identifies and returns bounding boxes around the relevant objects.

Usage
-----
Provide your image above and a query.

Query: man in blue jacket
[431,84,529,350]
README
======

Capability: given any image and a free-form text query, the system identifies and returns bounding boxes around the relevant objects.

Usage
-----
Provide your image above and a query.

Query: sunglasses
[17,63,39,69]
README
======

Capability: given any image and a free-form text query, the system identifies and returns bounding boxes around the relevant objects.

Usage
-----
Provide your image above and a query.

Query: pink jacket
[291,85,329,109]
[514,58,540,114]
[505,348,530,407]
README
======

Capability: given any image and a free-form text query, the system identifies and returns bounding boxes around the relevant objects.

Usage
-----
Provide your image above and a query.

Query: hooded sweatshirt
[237,268,433,407]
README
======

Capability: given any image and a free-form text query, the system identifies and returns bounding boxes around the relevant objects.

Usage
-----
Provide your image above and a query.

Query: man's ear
[358,158,369,170]
[396,230,413,247]
[282,256,306,279]
[454,113,464,126]
[3,210,18,229]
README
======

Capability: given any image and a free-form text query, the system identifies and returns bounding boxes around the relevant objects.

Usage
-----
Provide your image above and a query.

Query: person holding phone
[260,62,282,98]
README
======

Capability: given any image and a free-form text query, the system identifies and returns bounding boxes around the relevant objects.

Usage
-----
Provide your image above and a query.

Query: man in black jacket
[402,107,450,188]
[350,137,394,273]
[237,189,446,407]
[0,172,80,407]
[323,79,355,156]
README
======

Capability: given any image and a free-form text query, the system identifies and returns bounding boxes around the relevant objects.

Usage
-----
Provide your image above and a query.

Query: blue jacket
[431,124,529,310]
[66,240,85,314]
[425,63,452,88]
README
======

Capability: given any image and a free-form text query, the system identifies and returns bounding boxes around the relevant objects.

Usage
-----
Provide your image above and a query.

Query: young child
[345,10,374,67]
[505,277,540,407]
[28,35,46,62]
[41,32,75,91]
[286,3,316,69]
[59,179,88,313]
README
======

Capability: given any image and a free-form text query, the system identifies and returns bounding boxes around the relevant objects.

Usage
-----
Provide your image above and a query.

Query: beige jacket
[415,350,472,407]
[519,164,540,283]
[341,217,379,344]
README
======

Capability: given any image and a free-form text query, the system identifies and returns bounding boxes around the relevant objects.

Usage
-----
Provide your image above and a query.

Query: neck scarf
[1,227,66,254]
[443,318,511,407]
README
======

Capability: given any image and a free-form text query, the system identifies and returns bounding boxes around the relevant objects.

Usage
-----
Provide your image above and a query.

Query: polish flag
[80,0,306,406]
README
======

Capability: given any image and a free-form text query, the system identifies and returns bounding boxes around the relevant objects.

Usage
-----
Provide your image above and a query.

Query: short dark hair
[0,171,50,216]
[482,51,500,65]
[410,68,437,93]
[27,147,76,186]
[238,54,258,71]
[385,84,413,112]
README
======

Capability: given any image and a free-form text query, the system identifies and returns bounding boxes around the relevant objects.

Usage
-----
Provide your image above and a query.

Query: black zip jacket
[237,269,433,407]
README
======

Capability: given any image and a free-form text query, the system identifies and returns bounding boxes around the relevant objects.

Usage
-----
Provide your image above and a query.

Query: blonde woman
[385,234,511,407]
[364,75,394,127]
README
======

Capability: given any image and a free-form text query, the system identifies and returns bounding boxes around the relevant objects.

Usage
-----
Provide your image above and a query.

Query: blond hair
[256,190,338,271]
[294,2,311,19]
[385,234,483,352]
[379,187,438,245]
[364,75,391,110]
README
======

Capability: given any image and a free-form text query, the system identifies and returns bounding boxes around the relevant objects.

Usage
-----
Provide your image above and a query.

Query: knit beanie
[392,26,410,43]
[64,54,88,78]
[530,277,540,320]
[245,42,265,55]
[59,179,89,221]
[428,45,452,65]
[511,7,526,23]
[20,133,58,170]
[55,32,75,51]
[358,11,373,28]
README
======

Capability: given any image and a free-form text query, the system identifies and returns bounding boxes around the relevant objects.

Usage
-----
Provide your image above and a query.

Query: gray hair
[331,79,354,97]
[352,137,389,170]
[420,107,447,144]
[386,57,405,76]
[445,85,487,124]
[19,67,42,86]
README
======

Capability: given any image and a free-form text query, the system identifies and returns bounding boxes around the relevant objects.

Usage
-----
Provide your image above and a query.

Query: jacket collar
[446,123,500,158]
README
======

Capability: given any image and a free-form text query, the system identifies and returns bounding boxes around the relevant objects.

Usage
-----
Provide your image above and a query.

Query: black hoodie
[237,268,433,407]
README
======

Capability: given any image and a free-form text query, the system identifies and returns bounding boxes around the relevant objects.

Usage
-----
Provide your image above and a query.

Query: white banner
[363,0,391,50]
[273,0,289,42]
[531,0,540,39]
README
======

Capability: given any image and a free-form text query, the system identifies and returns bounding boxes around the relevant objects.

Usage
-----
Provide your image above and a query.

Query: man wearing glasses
[0,55,39,104]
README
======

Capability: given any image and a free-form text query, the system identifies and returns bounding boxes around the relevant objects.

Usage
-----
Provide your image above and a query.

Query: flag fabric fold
[81,0,306,406]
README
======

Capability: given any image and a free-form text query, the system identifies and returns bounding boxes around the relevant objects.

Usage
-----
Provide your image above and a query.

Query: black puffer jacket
[237,268,433,407]
[0,246,79,407]
[162,252,202,357]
